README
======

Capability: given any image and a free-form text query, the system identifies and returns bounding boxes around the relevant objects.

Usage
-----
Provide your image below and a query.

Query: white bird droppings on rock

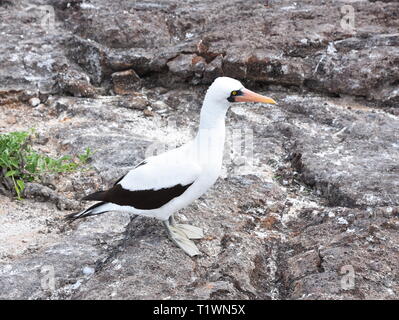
[337,217,349,225]
[29,97,40,107]
[82,266,95,275]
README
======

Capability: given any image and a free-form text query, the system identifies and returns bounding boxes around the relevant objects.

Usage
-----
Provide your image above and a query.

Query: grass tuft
[0,130,93,199]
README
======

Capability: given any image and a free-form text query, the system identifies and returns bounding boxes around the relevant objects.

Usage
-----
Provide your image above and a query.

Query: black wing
[82,182,194,210]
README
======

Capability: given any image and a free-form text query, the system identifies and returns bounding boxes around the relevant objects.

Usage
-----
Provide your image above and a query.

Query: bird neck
[198,96,229,130]
[192,98,228,168]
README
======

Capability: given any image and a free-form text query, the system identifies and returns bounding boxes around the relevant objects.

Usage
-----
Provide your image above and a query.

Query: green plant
[0,130,93,199]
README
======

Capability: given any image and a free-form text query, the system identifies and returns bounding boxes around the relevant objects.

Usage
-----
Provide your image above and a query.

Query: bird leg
[163,220,201,257]
[168,214,177,226]
[168,214,204,240]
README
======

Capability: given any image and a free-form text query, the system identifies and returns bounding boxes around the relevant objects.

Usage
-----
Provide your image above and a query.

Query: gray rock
[53,66,98,98]
[111,69,141,95]
[0,211,132,299]
[57,0,399,106]
[24,183,80,210]
[278,96,399,208]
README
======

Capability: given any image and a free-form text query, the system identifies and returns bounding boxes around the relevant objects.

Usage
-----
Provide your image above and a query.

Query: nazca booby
[66,77,276,256]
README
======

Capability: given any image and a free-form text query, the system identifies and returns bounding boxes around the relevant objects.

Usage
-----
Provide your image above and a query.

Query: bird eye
[231,91,238,96]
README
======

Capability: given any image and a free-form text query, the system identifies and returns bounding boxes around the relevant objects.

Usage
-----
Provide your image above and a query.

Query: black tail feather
[65,211,82,221]
[65,201,107,221]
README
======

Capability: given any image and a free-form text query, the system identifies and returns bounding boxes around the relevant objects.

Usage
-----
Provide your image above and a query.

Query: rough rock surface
[0,0,398,300]
[56,0,399,105]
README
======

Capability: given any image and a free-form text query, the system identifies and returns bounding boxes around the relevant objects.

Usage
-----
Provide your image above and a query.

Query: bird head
[205,77,276,106]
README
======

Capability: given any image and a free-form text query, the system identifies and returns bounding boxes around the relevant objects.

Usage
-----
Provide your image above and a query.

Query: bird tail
[65,201,109,221]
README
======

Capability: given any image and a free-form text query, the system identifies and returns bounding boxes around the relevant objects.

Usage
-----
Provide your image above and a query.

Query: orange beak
[235,88,277,104]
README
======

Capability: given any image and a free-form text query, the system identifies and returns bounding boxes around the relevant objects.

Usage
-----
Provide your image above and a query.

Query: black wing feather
[82,191,107,201]
[65,201,107,221]
[82,183,193,210]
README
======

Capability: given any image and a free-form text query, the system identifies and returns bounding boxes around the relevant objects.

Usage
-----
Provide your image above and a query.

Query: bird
[66,77,276,256]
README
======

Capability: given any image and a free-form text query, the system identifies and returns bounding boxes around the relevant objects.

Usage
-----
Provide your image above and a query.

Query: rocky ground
[0,0,398,299]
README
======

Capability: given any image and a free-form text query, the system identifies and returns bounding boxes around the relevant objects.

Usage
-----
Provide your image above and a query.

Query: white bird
[66,77,276,256]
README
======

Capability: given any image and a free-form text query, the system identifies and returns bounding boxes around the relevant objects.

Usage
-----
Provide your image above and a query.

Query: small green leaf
[16,179,25,191]
[5,170,19,177]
